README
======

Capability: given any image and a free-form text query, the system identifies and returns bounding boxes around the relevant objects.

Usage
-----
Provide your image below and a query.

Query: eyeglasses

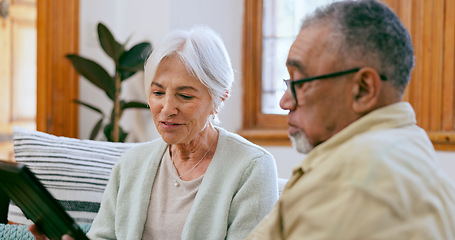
[283,68,387,105]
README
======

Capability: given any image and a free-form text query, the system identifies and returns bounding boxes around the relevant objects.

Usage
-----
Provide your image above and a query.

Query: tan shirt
[248,102,455,240]
[142,147,203,240]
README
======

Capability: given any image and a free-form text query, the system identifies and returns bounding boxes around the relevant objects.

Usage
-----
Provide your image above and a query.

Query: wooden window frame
[241,0,455,151]
[37,0,79,138]
[240,0,290,146]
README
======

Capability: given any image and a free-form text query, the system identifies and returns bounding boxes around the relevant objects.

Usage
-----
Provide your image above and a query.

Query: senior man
[248,0,455,239]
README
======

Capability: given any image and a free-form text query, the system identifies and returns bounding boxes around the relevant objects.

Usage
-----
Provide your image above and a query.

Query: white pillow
[8,127,140,225]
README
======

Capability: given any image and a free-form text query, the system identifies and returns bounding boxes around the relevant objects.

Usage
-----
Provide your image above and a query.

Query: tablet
[0,160,89,240]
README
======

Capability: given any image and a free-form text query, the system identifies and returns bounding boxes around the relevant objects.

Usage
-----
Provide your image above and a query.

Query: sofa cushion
[8,127,140,225]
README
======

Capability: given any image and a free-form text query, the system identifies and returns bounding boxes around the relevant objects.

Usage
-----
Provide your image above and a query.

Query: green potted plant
[66,23,152,142]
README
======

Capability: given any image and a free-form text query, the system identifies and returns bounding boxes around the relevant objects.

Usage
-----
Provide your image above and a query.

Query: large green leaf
[121,101,149,110]
[119,42,152,70]
[119,69,136,81]
[119,128,128,142]
[119,101,149,117]
[118,42,152,81]
[98,23,124,62]
[66,55,115,100]
[90,118,104,140]
[73,99,104,115]
[104,123,128,142]
[103,123,113,142]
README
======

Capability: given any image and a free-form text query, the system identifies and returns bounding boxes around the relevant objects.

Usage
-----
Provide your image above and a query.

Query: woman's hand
[28,224,47,240]
[28,224,75,240]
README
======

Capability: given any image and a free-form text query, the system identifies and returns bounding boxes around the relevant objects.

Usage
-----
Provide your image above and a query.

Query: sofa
[0,127,288,239]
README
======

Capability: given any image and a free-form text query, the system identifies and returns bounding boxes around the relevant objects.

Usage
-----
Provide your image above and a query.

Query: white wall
[79,0,243,142]
[79,0,454,179]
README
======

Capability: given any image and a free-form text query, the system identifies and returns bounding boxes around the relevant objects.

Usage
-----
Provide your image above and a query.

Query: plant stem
[113,72,121,142]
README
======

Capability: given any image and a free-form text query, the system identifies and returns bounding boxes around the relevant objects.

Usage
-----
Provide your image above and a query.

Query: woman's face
[149,54,214,145]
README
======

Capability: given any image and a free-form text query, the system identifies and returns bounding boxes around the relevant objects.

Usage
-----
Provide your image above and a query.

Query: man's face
[280,26,357,154]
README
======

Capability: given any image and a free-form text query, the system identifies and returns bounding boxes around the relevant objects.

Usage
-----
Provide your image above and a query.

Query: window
[261,0,335,115]
[241,0,455,150]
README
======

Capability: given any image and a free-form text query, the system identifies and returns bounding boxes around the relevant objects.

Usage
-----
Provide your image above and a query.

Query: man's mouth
[287,123,300,135]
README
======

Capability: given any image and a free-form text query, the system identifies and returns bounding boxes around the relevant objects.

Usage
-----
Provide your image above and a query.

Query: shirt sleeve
[86,163,121,240]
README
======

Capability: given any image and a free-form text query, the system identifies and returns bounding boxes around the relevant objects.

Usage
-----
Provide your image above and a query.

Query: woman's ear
[352,67,382,114]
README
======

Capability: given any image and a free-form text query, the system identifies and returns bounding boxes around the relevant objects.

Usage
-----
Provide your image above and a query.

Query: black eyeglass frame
[283,67,387,105]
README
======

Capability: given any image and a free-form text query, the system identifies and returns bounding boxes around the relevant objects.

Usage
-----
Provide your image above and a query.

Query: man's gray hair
[144,26,234,124]
[301,0,414,93]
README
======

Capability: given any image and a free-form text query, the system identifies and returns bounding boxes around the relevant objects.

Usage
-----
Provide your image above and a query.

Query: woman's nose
[162,95,179,115]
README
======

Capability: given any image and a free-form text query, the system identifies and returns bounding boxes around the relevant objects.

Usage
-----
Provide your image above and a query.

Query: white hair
[144,26,234,124]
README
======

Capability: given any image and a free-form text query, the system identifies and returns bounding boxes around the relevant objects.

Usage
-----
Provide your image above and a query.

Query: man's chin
[289,131,313,154]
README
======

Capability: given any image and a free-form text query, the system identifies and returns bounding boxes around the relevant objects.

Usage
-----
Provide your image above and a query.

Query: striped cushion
[8,127,140,225]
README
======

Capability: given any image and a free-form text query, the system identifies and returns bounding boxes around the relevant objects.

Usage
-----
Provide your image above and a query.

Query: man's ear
[351,67,382,113]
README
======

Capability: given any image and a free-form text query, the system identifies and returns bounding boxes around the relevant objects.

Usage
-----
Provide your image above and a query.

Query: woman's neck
[170,126,218,163]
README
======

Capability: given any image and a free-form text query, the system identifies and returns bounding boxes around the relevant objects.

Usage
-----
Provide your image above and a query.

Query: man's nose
[280,90,296,111]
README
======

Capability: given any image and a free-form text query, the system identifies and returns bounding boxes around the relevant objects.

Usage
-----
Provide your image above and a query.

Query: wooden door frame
[37,0,79,137]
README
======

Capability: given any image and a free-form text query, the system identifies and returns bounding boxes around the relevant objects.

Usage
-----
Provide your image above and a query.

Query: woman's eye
[153,91,164,96]
[180,94,194,100]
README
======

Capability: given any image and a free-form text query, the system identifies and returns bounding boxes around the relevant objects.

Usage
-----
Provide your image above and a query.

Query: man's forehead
[286,26,333,72]
[285,30,315,74]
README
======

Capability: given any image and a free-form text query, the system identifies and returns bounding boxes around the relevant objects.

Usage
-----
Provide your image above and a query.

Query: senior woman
[31,26,278,240]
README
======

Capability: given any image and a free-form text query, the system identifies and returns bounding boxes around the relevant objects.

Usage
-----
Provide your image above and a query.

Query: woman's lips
[160,121,182,129]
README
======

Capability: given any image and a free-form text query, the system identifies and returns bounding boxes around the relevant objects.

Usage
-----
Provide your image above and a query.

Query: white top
[142,148,203,240]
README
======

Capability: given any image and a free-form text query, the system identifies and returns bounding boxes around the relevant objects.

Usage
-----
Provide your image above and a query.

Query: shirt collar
[296,102,417,173]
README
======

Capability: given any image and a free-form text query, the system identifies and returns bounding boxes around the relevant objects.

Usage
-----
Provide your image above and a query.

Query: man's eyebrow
[286,59,305,74]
